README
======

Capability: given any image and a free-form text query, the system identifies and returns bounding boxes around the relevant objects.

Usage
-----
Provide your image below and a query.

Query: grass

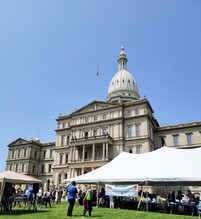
[0,202,196,219]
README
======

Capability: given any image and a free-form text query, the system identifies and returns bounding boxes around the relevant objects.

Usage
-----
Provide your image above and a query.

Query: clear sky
[0,0,201,172]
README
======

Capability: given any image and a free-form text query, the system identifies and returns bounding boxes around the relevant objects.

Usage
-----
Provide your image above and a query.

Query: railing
[71,134,113,143]
[70,156,109,163]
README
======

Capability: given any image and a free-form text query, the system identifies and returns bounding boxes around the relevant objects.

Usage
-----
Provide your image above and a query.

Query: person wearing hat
[67,181,78,217]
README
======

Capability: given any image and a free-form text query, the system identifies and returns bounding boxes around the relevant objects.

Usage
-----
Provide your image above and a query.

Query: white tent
[63,147,201,186]
[0,171,42,201]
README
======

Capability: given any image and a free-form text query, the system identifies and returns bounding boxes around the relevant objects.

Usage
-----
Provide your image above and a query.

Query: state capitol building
[6,46,201,192]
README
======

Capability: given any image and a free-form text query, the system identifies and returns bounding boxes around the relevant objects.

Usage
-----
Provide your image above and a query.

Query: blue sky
[0,0,201,172]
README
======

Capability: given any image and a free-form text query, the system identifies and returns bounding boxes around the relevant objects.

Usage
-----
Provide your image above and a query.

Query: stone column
[106,143,108,159]
[29,147,32,157]
[73,146,76,162]
[69,169,72,178]
[92,143,95,161]
[74,168,77,177]
[70,146,73,163]
[82,145,85,162]
[102,143,105,160]
[119,124,122,138]
[71,168,74,178]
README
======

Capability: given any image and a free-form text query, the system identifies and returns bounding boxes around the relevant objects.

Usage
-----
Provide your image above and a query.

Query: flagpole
[96,65,99,100]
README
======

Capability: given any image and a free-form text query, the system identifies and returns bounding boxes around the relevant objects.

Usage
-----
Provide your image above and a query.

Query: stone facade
[5,46,201,194]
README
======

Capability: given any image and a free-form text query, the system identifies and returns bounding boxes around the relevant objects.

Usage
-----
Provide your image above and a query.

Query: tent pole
[96,182,100,207]
[146,179,148,212]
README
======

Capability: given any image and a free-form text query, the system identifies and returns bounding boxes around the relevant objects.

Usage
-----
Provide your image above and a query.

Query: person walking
[67,181,78,217]
[83,186,93,217]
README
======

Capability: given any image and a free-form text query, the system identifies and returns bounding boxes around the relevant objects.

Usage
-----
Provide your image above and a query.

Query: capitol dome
[107,45,140,103]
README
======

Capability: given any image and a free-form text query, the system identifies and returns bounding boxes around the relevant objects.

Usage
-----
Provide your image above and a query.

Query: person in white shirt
[43,188,52,208]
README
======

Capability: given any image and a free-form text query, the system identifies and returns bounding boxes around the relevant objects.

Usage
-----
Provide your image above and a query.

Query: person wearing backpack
[83,186,93,217]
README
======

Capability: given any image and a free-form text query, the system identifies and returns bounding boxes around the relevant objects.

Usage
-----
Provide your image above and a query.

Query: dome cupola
[107,45,140,103]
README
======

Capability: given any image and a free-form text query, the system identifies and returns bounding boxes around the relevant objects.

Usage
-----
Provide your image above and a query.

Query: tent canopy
[0,171,42,184]
[63,147,201,186]
[0,171,42,201]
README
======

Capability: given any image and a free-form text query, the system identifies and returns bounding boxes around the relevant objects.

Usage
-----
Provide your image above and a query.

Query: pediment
[8,138,30,147]
[72,101,119,114]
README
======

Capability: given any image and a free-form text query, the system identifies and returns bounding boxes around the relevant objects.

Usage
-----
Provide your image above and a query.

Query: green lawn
[0,202,196,219]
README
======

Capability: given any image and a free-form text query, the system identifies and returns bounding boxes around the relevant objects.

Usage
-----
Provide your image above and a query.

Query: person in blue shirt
[67,181,78,217]
[27,188,33,203]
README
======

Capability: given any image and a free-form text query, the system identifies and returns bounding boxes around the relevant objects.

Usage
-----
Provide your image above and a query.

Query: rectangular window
[94,115,98,121]
[32,165,35,173]
[136,146,141,154]
[22,163,25,172]
[12,151,15,159]
[102,114,107,120]
[161,136,166,146]
[61,135,65,146]
[135,109,139,116]
[60,154,63,165]
[16,164,19,172]
[102,128,108,135]
[34,150,37,158]
[48,164,52,173]
[85,117,89,123]
[128,126,132,137]
[18,150,20,158]
[186,133,192,145]
[41,164,45,173]
[135,124,140,137]
[67,136,70,145]
[43,150,46,159]
[84,132,88,139]
[93,130,98,136]
[127,111,131,117]
[66,154,69,164]
[173,135,179,146]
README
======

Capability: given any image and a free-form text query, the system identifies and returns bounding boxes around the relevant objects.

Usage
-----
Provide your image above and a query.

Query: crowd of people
[1,183,69,212]
[1,181,96,217]
[166,189,199,204]
[1,181,201,217]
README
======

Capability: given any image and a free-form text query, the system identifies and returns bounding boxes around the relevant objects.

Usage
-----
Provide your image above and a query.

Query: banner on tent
[105,184,138,197]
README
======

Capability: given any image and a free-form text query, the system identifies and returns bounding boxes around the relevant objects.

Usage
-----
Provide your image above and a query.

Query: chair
[197,201,201,218]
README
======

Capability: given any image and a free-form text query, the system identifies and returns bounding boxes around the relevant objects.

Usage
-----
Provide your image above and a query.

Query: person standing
[170,191,176,202]
[67,181,78,217]
[56,187,62,204]
[44,188,52,208]
[37,186,43,205]
[186,189,195,204]
[3,183,16,212]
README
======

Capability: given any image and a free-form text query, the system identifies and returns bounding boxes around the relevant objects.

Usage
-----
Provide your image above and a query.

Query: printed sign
[105,184,138,197]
